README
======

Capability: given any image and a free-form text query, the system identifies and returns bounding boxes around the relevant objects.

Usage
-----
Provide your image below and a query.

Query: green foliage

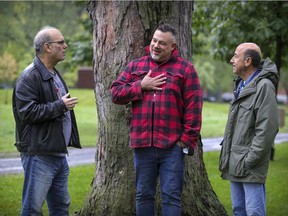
[193,55,235,96]
[0,1,79,57]
[193,1,288,97]
[193,1,288,70]
[195,58,216,91]
[65,11,93,68]
[0,1,92,87]
[0,52,18,86]
[62,68,78,88]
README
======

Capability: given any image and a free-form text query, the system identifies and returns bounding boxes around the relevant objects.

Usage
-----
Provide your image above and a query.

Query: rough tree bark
[76,1,227,215]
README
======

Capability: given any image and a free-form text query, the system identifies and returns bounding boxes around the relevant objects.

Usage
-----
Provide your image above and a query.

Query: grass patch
[0,164,95,215]
[1,89,287,153]
[0,89,15,153]
[1,143,287,215]
[204,142,288,216]
[1,88,287,214]
[201,102,230,137]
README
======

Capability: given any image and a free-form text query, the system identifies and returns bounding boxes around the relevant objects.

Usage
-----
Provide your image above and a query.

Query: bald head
[34,27,60,56]
[236,42,262,67]
[238,42,262,58]
[230,42,263,79]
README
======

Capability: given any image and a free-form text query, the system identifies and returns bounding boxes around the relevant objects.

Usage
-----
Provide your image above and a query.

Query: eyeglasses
[47,40,66,45]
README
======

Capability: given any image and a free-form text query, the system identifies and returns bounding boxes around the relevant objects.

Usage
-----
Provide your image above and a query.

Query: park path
[0,133,287,175]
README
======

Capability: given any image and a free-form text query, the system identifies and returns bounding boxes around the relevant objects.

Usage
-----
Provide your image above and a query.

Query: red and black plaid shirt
[111,47,202,149]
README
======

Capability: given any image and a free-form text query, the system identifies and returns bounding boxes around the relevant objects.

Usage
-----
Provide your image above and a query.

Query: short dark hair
[244,49,261,67]
[157,23,177,37]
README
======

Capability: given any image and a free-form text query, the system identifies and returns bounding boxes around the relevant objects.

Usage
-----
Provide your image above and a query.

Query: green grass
[2,89,287,154]
[204,143,288,216]
[201,102,230,137]
[0,89,15,153]
[202,101,288,137]
[0,89,288,215]
[0,165,95,215]
[1,144,287,215]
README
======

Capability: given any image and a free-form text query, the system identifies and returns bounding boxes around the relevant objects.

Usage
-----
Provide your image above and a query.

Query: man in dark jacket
[12,26,81,216]
[111,23,202,216]
[219,42,279,216]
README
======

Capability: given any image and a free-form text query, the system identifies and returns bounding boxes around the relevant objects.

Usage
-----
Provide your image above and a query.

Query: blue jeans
[230,181,266,216]
[21,154,70,216]
[134,145,184,216]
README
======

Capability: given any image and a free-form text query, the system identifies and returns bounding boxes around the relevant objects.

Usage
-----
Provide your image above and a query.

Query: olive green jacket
[219,58,279,183]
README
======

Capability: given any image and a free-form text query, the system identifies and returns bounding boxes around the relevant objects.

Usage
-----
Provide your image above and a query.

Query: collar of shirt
[235,69,260,99]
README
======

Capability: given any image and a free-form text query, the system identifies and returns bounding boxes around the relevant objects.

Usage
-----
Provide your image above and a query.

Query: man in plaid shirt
[111,23,202,216]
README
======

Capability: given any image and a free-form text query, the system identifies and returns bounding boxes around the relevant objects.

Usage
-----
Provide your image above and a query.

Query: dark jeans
[134,145,184,216]
[21,154,70,216]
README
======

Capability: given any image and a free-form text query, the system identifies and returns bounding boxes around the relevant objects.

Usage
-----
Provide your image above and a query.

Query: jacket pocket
[131,70,148,81]
[229,145,249,177]
[165,71,184,91]
[30,119,66,154]
[238,101,254,124]
[14,141,30,152]
[15,124,31,152]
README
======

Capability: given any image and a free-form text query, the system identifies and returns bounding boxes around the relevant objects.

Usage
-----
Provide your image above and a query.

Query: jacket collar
[233,57,279,101]
[33,56,55,81]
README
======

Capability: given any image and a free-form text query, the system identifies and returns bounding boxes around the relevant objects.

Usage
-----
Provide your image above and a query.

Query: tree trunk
[76,1,227,215]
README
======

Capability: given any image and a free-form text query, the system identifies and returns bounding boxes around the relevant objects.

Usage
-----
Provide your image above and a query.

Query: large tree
[193,1,288,101]
[76,1,227,215]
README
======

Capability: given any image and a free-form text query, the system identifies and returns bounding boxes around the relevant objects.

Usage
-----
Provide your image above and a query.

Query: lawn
[2,89,287,154]
[1,143,287,215]
[0,165,95,215]
[204,143,288,216]
[0,88,287,215]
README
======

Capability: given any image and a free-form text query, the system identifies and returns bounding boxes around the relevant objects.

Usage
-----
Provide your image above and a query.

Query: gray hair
[33,26,56,56]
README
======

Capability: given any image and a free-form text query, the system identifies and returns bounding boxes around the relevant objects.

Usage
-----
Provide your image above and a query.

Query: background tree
[76,1,227,215]
[193,1,288,102]
[193,55,233,101]
[0,52,18,87]
[0,1,91,87]
[0,52,18,104]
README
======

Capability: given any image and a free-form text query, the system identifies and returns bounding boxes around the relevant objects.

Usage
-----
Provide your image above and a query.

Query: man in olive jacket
[219,43,279,216]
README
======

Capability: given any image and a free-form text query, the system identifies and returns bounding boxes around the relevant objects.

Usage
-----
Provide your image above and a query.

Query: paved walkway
[1,133,287,175]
